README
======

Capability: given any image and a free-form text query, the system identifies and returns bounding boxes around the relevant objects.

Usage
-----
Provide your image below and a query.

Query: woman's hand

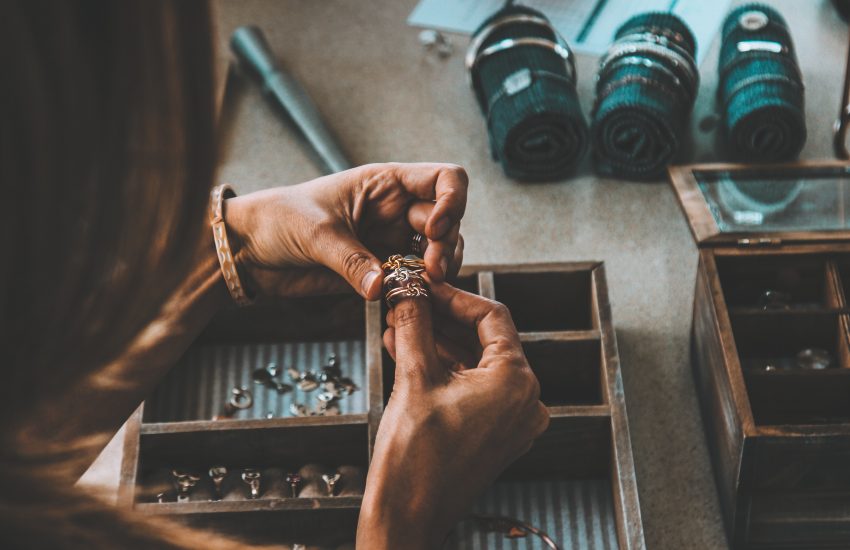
[357,284,550,549]
[223,163,467,300]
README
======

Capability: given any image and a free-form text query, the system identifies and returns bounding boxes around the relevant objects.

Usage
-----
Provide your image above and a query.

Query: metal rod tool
[231,26,352,173]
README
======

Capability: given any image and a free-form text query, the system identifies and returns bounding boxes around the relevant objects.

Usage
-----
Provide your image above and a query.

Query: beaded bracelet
[210,184,254,306]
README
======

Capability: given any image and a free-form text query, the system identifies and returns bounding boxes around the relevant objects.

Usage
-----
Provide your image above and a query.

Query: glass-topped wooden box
[669,161,850,550]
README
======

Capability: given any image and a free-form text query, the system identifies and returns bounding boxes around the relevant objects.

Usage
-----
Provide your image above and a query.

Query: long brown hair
[0,1,263,547]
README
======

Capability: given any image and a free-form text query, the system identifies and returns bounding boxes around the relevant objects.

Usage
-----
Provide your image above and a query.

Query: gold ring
[381,254,425,273]
[383,267,427,288]
[382,254,431,308]
[385,282,431,307]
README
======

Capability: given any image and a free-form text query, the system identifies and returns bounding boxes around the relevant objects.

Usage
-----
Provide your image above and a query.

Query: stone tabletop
[81,1,849,548]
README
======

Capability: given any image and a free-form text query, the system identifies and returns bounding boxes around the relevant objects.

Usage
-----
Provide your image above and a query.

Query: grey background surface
[80,1,849,548]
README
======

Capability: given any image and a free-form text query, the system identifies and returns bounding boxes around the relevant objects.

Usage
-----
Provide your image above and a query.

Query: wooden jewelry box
[119,262,645,549]
[669,161,850,550]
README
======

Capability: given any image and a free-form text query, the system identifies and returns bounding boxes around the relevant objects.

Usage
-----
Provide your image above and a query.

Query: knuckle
[339,248,372,277]
[393,303,426,329]
[488,301,512,322]
[443,164,469,185]
[519,367,541,398]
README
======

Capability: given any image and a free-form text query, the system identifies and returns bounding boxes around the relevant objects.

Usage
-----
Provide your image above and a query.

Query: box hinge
[736,237,782,247]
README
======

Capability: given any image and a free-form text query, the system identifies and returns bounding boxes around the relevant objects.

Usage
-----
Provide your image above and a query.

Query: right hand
[356,283,550,549]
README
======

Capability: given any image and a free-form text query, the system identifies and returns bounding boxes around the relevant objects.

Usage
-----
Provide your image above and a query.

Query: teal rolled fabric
[467,6,588,181]
[591,12,698,181]
[718,4,806,162]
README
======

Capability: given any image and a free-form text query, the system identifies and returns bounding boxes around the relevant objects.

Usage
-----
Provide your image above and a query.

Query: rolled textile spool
[718,4,805,162]
[832,0,850,23]
[591,12,699,181]
[466,5,587,181]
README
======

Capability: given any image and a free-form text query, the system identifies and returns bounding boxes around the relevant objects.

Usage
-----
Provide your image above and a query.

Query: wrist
[357,429,450,549]
[357,494,437,550]
[220,194,256,257]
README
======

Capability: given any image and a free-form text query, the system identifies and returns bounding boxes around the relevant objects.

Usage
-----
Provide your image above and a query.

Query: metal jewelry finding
[419,29,453,58]
[466,515,560,550]
[758,290,792,310]
[290,403,310,417]
[285,473,302,498]
[209,466,228,500]
[316,400,340,416]
[241,468,262,499]
[796,348,832,370]
[253,366,293,394]
[215,386,253,420]
[322,473,342,496]
[171,470,200,503]
[410,232,427,256]
[319,354,342,382]
[297,372,319,392]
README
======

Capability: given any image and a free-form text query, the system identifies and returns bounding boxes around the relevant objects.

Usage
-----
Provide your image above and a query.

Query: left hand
[223,162,468,300]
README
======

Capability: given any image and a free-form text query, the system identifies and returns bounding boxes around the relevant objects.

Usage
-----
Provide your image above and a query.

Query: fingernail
[439,257,449,277]
[362,270,380,296]
[432,217,450,237]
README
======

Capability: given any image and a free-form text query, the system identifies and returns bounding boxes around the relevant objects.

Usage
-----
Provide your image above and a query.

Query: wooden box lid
[667,161,850,247]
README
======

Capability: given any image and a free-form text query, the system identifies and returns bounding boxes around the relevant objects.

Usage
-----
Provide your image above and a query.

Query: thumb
[392,295,443,388]
[320,229,384,300]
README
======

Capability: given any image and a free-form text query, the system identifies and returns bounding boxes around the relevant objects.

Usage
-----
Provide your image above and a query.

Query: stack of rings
[382,254,431,308]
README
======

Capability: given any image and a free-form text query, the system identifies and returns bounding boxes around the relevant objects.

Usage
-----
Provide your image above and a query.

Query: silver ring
[229,386,253,410]
[411,232,426,256]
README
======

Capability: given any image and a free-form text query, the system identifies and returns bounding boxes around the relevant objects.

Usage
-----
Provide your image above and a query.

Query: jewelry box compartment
[123,294,376,546]
[716,255,850,427]
[492,270,595,332]
[122,262,644,549]
[143,294,369,423]
[718,255,836,311]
